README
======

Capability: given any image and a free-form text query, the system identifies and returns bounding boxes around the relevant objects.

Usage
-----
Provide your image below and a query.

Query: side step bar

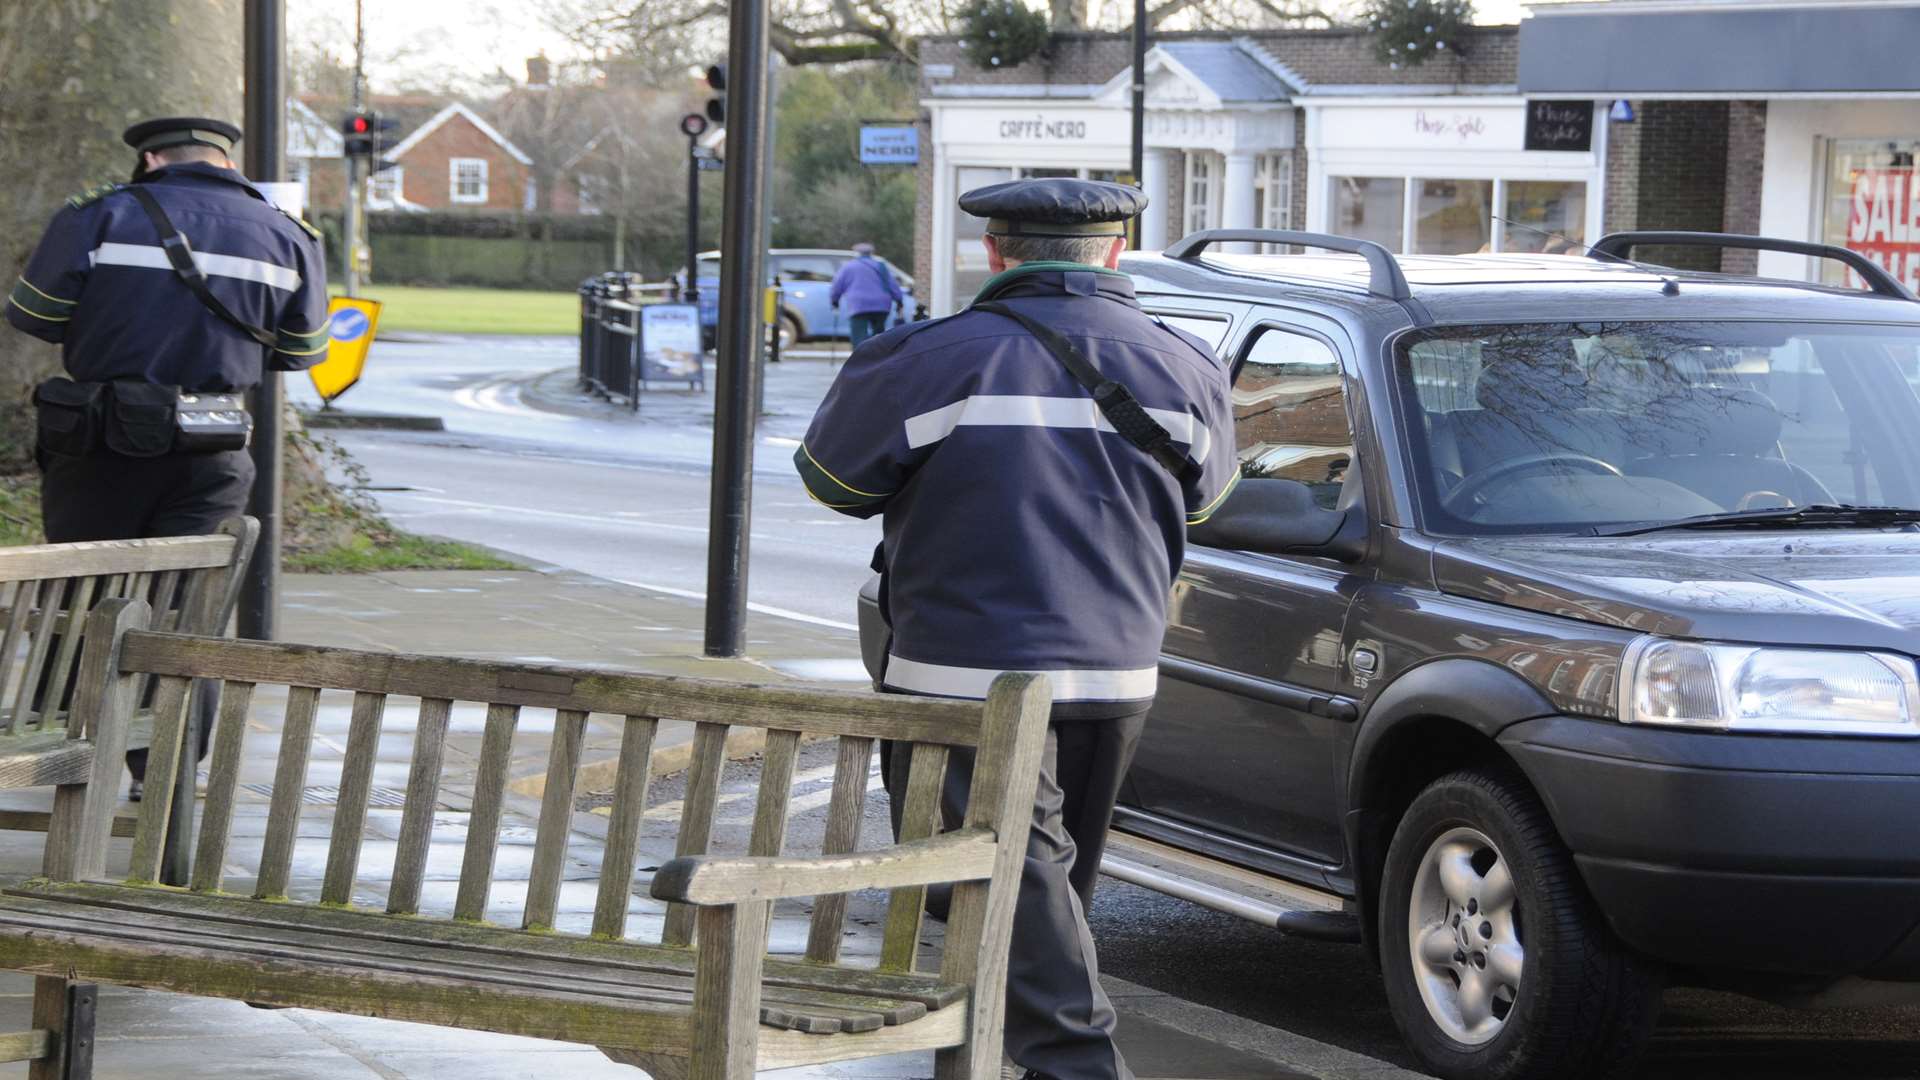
[1102,831,1362,943]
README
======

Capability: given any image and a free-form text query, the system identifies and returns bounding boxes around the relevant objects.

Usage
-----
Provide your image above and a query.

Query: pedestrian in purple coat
[829,242,904,348]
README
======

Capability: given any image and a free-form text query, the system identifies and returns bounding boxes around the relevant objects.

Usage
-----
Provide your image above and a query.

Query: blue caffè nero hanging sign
[859,125,919,166]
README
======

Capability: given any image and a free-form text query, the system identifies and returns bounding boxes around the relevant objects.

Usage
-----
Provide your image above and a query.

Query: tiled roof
[1159,41,1296,101]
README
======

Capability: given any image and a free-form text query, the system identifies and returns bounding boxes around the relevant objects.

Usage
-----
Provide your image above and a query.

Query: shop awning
[1518,2,1920,97]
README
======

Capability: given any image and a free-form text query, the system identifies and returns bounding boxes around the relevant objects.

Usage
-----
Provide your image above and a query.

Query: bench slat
[116,633,985,746]
[524,708,588,932]
[322,691,388,906]
[880,742,948,974]
[190,680,257,894]
[12,881,968,1009]
[0,583,35,731]
[127,675,192,883]
[11,581,59,732]
[662,721,729,948]
[255,686,320,900]
[0,537,236,583]
[455,703,520,922]
[39,577,99,736]
[805,735,874,964]
[0,890,921,1032]
[749,730,800,859]
[592,715,658,941]
[388,697,452,916]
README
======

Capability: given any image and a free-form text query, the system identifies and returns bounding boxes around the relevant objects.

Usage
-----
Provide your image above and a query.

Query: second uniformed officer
[6,116,330,793]
[796,179,1238,1080]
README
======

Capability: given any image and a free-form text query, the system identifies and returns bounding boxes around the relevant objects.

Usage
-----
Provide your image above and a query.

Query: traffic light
[705,64,726,126]
[342,110,374,157]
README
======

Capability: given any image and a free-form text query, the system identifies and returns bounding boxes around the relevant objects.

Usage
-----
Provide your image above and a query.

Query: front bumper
[1500,716,1920,978]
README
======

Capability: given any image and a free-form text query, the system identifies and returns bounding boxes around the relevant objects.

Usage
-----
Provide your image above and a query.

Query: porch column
[1222,150,1257,253]
[1140,148,1172,249]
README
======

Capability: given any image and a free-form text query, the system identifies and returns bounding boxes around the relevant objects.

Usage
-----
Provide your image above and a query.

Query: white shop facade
[923,41,1608,315]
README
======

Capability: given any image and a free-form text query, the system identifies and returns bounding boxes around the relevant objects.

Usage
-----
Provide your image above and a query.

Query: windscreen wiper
[1592,504,1920,537]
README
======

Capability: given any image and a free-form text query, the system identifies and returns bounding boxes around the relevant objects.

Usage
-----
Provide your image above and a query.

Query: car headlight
[1619,638,1920,736]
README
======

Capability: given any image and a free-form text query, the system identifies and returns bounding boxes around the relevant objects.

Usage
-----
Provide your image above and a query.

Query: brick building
[916,2,1920,313]
[374,102,536,212]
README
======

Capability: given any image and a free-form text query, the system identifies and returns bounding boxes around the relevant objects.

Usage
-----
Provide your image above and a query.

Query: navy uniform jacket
[797,264,1238,707]
[6,162,330,390]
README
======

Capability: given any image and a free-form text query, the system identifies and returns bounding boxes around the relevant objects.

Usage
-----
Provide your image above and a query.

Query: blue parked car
[693,249,917,349]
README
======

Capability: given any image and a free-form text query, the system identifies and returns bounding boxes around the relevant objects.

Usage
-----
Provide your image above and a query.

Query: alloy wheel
[1406,826,1524,1046]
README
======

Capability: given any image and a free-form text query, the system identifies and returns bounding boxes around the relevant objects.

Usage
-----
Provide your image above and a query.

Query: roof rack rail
[1164,229,1415,301]
[1590,231,1918,301]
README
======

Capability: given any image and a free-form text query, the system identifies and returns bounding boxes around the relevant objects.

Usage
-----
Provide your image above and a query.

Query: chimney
[527,54,551,87]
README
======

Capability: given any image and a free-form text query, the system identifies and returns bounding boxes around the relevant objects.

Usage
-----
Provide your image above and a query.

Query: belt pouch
[31,378,106,458]
[174,392,252,453]
[104,381,179,458]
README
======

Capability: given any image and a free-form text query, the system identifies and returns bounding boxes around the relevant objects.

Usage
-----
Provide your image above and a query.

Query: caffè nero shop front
[911,3,1920,314]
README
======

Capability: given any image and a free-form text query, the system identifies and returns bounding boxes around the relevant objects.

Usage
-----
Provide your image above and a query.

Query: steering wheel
[1735,490,1795,511]
[1444,453,1624,515]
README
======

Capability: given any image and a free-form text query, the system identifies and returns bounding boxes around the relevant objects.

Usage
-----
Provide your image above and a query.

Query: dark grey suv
[869,229,1920,1080]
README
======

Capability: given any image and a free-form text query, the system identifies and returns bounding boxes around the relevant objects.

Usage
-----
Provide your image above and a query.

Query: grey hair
[993,234,1118,266]
[151,144,229,166]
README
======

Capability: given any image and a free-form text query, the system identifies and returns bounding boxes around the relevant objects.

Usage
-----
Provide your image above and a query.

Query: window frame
[449,157,489,204]
[1186,152,1219,237]
[369,165,405,206]
[1254,153,1293,252]
[1215,320,1368,542]
[1326,174,1590,255]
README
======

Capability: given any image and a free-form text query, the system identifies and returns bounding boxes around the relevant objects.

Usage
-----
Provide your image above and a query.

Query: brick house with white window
[375,102,536,212]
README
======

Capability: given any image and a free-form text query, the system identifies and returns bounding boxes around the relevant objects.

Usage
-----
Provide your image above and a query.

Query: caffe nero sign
[1524,100,1594,152]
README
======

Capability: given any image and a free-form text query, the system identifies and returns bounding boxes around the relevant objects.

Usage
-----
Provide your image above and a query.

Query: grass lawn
[331,284,578,336]
[286,533,524,574]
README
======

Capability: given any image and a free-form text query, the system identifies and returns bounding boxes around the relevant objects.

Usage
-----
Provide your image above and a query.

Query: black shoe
[127,779,142,803]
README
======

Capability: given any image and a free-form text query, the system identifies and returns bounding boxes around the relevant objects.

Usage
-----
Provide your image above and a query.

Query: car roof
[1123,250,1920,328]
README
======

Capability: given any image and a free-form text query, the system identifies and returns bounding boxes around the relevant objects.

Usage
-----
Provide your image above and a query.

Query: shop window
[778,255,838,283]
[953,165,1013,303]
[450,158,488,204]
[1333,177,1404,252]
[1503,181,1588,253]
[1232,328,1352,508]
[1186,153,1217,236]
[1020,167,1080,179]
[1413,179,1492,254]
[1823,138,1920,292]
[1253,153,1292,251]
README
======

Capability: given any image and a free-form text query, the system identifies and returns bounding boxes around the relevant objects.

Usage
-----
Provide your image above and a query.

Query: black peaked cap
[958,178,1146,237]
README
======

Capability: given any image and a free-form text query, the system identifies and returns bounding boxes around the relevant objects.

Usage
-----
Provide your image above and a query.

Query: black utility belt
[32,378,252,459]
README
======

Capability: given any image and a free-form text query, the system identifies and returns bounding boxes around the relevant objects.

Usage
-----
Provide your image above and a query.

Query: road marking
[610,577,858,632]
[764,436,801,447]
[450,375,576,421]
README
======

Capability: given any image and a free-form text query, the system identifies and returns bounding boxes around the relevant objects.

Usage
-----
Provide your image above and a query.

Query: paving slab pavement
[0,565,1419,1080]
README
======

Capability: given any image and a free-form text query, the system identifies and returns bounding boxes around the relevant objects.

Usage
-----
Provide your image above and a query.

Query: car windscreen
[1393,321,1920,535]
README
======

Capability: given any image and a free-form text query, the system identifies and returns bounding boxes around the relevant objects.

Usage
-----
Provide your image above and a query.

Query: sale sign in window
[1846,167,1920,291]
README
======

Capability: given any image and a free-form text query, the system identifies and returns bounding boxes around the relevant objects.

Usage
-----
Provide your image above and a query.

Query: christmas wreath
[957,0,1050,70]
[1363,0,1473,70]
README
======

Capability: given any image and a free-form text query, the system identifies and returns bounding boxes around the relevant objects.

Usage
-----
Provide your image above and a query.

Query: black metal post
[1130,0,1146,248]
[702,0,773,658]
[240,0,284,641]
[685,138,701,303]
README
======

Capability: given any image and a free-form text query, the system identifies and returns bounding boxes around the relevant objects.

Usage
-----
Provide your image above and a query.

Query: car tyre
[1380,767,1660,1080]
[777,313,801,351]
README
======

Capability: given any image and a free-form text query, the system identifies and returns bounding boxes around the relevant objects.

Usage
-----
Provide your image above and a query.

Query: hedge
[313,211,689,291]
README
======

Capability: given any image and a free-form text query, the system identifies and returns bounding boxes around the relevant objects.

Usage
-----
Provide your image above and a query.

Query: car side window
[781,256,838,283]
[1147,312,1231,355]
[1233,327,1354,509]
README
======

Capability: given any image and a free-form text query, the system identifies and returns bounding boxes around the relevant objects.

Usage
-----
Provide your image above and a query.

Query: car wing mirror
[1188,477,1366,561]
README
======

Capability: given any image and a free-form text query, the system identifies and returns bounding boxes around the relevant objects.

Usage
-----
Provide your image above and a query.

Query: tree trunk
[0,0,244,467]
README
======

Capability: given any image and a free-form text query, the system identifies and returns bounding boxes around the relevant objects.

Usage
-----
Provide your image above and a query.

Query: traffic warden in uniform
[6,116,330,793]
[795,178,1238,1080]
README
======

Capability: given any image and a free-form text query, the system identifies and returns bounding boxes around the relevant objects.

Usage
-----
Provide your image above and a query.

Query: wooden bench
[0,520,257,855]
[0,598,1051,1080]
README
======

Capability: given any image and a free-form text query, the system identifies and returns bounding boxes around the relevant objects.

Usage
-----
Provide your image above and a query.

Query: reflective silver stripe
[883,654,1158,702]
[903,394,1209,464]
[88,242,301,292]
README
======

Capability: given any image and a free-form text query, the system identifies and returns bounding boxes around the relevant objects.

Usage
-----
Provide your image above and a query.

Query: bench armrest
[650,827,998,906]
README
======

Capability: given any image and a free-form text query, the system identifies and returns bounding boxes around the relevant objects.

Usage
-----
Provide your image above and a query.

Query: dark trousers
[885,706,1147,1080]
[848,311,889,349]
[40,447,250,779]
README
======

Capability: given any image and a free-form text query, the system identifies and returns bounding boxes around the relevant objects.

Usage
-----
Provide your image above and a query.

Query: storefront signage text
[859,125,920,166]
[1524,100,1594,152]
[1848,167,1920,291]
[999,117,1090,141]
[1413,110,1487,142]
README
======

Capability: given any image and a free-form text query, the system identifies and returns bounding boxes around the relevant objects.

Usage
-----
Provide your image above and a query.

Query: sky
[292,0,1532,94]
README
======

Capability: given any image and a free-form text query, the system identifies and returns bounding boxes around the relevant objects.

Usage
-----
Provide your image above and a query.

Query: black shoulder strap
[125,185,277,349]
[974,300,1197,482]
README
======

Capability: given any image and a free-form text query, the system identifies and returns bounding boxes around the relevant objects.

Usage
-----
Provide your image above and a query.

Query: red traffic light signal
[350,115,370,134]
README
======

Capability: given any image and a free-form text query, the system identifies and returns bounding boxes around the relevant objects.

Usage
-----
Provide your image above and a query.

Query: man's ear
[1101,236,1126,269]
[983,235,1005,274]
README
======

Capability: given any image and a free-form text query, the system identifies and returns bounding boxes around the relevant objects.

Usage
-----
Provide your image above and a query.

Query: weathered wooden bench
[0,520,256,847]
[0,598,1049,1080]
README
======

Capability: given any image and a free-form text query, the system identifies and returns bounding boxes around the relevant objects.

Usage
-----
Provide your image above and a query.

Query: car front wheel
[1380,767,1659,1080]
